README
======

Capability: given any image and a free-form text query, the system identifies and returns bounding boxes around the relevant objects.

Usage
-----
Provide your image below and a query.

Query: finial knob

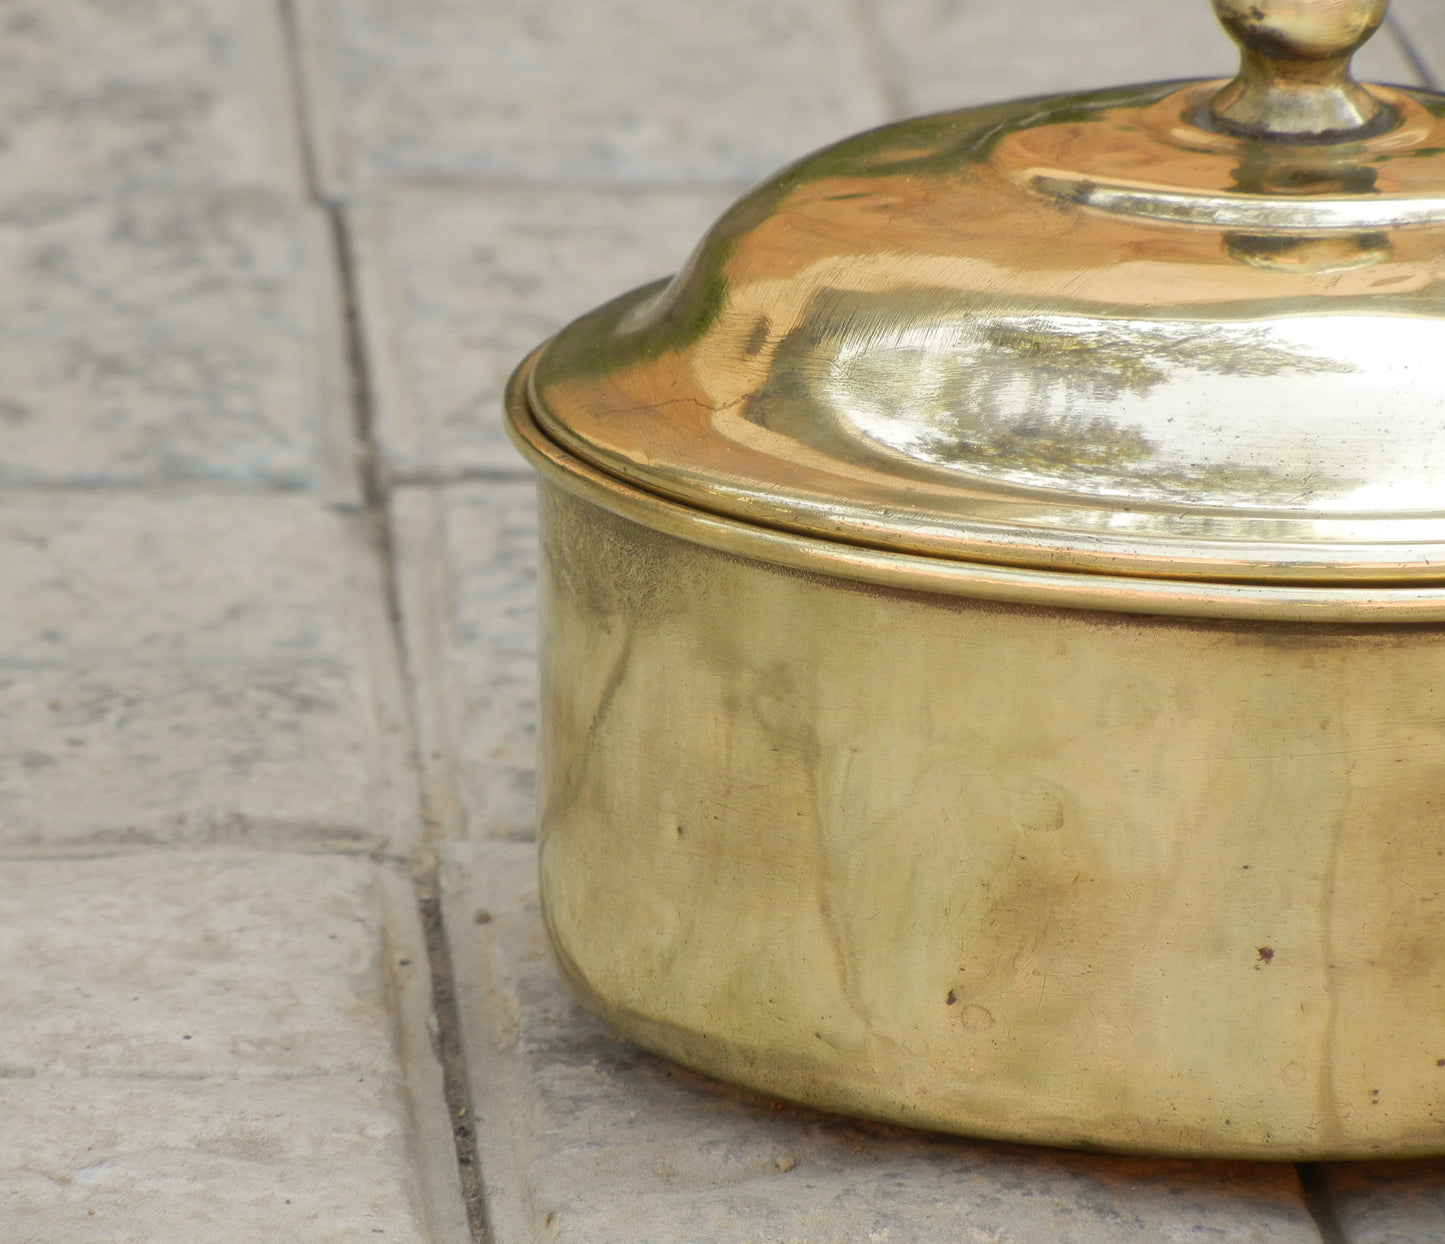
[1209,0,1394,141]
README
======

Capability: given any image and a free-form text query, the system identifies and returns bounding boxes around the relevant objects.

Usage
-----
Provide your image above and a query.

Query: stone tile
[0,0,304,213]
[0,852,468,1243]
[0,495,352,664]
[0,189,356,495]
[295,0,887,195]
[0,853,400,1078]
[1315,1161,1445,1243]
[0,1076,436,1244]
[866,0,1426,117]
[352,185,738,481]
[0,494,418,852]
[441,841,1324,1244]
[392,482,537,842]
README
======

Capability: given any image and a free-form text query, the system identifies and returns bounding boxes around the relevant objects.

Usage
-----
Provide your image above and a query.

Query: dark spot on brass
[742,316,771,357]
[946,989,958,1006]
[473,909,492,925]
[1226,229,1389,274]
[1257,946,1275,964]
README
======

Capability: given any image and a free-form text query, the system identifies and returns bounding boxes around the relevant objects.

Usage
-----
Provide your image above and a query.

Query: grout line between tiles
[417,886,493,1243]
[276,0,335,204]
[381,869,486,1244]
[275,1,488,1240]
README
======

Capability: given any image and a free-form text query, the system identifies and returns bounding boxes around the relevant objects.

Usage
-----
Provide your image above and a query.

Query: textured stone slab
[352,185,738,481]
[0,0,304,213]
[392,482,537,842]
[0,852,468,1243]
[441,841,1323,1244]
[0,189,355,495]
[0,494,417,852]
[0,1076,435,1244]
[295,0,886,195]
[867,0,1425,116]
[1314,1162,1445,1243]
[0,853,402,1078]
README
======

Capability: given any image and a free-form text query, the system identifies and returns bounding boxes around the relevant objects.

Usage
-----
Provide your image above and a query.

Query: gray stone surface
[294,0,888,196]
[352,185,738,481]
[0,189,356,495]
[1392,0,1445,87]
[0,0,304,212]
[1316,1162,1445,1243]
[392,482,537,842]
[0,494,418,852]
[866,0,1425,117]
[0,1076,434,1244]
[441,841,1324,1244]
[0,851,467,1243]
[0,852,398,1078]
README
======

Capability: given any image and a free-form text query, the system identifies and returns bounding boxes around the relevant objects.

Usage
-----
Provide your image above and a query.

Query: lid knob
[1209,0,1395,141]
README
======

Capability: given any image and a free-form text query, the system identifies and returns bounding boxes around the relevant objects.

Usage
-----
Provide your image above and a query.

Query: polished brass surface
[1209,0,1394,141]
[531,474,1445,1159]
[510,351,1445,622]
[527,63,1445,586]
[504,0,1445,1159]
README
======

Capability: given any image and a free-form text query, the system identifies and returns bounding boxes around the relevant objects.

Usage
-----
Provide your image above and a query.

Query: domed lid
[520,0,1445,585]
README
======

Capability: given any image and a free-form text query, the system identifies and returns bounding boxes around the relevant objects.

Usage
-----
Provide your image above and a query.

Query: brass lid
[521,0,1445,586]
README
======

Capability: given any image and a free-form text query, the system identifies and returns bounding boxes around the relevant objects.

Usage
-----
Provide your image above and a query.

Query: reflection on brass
[506,0,1445,1158]
[1225,230,1391,272]
[530,471,1445,1160]
[1209,0,1396,141]
[1230,142,1381,197]
[510,353,1445,626]
[1033,171,1445,229]
[528,70,1445,581]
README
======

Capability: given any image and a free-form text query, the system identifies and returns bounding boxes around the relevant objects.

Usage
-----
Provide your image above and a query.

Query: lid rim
[528,289,1445,587]
[510,349,1445,624]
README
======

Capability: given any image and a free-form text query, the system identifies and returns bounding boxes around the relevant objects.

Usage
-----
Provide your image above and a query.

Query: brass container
[507,0,1445,1158]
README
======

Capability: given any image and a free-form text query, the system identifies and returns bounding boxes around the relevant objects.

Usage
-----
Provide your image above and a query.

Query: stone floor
[3,2,1445,1240]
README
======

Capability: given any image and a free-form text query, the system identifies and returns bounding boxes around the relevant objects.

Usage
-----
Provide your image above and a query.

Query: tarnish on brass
[506,0,1445,1158]
[531,473,1445,1160]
